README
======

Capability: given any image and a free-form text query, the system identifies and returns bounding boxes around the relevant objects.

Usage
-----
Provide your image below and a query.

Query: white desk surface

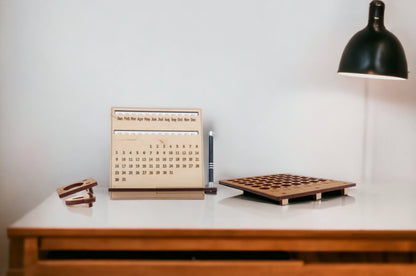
[9,182,416,230]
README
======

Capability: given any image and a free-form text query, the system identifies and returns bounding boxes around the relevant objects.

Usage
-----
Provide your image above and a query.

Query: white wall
[0,0,414,273]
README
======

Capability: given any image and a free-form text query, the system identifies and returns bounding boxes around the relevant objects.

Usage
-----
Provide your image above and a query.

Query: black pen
[208,131,214,188]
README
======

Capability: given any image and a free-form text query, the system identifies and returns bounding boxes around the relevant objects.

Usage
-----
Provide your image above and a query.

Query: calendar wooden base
[108,187,217,200]
[109,190,204,200]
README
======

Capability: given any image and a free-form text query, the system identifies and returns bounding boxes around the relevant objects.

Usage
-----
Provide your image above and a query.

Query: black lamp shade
[338,1,408,80]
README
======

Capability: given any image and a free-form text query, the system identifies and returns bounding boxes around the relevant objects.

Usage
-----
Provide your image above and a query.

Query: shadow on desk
[219,189,355,210]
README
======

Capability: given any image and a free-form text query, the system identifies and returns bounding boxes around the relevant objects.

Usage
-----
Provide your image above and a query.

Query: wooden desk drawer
[9,260,416,276]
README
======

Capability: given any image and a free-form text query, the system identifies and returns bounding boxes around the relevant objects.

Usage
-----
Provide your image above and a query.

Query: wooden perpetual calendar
[109,107,206,199]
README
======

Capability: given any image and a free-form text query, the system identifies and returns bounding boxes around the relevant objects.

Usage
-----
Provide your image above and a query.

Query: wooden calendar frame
[109,107,206,199]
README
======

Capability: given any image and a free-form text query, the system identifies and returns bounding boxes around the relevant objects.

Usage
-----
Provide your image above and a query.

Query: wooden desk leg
[8,237,39,276]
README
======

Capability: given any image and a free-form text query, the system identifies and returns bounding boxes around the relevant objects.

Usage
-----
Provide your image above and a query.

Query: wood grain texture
[8,228,416,240]
[23,238,38,267]
[14,261,416,276]
[8,238,23,269]
[38,236,416,252]
[7,228,416,252]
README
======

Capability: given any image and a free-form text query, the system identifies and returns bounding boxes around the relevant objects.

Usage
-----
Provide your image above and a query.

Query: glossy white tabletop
[10,182,416,230]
